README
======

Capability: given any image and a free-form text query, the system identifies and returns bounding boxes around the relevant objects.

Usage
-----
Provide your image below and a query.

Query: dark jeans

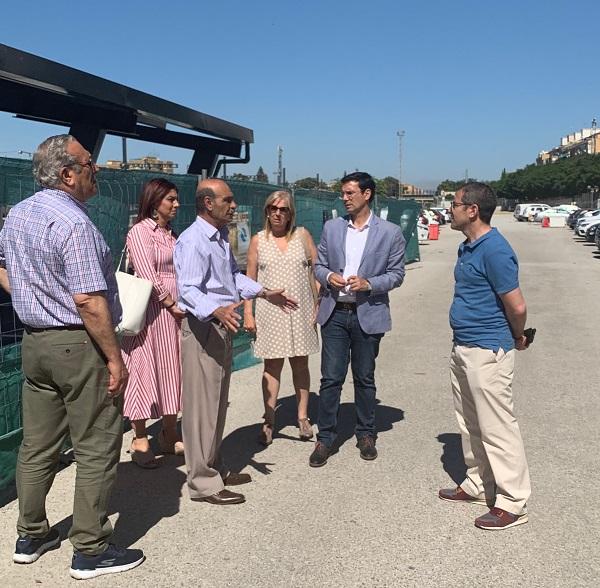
[317,308,383,447]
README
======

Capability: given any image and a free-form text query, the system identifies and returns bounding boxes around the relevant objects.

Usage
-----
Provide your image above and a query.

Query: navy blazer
[314,213,406,334]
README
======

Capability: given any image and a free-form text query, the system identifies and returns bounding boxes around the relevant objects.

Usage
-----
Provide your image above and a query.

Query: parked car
[594,222,600,252]
[568,209,588,228]
[585,222,600,241]
[431,207,450,223]
[513,203,550,221]
[576,212,600,236]
[428,209,445,225]
[534,205,579,222]
[513,203,529,221]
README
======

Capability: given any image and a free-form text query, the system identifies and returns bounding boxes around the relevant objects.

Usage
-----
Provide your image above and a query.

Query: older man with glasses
[439,182,532,530]
[0,134,145,579]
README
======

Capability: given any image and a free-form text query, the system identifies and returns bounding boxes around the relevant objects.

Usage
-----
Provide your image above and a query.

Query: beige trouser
[450,344,531,515]
[181,316,232,499]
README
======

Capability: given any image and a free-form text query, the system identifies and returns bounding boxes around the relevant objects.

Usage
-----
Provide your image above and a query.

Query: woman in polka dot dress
[243,190,320,445]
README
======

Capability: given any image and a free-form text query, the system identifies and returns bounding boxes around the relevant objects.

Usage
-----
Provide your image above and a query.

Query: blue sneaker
[69,544,145,580]
[13,528,61,564]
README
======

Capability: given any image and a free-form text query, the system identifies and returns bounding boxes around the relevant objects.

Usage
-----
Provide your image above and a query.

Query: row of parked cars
[513,203,579,223]
[567,208,600,252]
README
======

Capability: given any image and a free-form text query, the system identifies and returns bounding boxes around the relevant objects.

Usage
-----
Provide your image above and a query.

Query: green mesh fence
[0,156,421,490]
[0,342,23,490]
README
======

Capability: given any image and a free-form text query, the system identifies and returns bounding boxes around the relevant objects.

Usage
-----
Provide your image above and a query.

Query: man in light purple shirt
[174,178,297,505]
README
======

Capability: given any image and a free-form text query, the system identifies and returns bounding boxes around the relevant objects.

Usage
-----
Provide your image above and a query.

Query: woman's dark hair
[136,178,179,223]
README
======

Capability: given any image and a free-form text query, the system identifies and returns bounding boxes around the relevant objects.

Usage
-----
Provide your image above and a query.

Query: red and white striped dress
[121,218,181,420]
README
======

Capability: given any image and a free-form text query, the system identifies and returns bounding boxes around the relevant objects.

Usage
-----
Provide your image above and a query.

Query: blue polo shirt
[449,228,519,352]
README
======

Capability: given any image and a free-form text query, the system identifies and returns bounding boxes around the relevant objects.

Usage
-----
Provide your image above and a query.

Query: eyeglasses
[268,205,290,214]
[450,201,472,209]
[65,158,95,171]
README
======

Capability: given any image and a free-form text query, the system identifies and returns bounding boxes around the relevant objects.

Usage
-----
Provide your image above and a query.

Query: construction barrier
[0,156,422,490]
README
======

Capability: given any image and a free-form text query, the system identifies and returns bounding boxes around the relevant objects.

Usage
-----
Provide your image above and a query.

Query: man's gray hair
[33,134,79,188]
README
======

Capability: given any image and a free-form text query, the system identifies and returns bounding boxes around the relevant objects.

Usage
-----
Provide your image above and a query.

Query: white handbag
[115,247,153,336]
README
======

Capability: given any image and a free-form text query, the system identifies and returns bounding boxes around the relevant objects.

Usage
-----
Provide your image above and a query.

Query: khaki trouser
[16,328,123,554]
[181,316,232,499]
[450,344,531,515]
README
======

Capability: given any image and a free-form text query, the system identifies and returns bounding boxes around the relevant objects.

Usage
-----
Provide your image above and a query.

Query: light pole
[396,130,405,198]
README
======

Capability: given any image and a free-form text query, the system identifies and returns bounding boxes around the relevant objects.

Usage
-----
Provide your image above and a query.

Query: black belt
[185,314,222,327]
[24,325,86,334]
[335,301,357,311]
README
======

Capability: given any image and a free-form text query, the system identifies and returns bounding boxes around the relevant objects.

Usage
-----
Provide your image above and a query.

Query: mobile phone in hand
[524,327,536,346]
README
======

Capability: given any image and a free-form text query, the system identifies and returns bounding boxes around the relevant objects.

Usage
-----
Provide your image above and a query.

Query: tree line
[227,168,410,198]
[436,154,600,201]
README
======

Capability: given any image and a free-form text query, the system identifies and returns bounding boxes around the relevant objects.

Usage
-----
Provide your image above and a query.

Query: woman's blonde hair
[263,190,296,240]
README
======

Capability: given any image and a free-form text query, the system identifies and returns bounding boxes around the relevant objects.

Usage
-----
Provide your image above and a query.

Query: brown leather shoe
[475,507,528,530]
[357,436,378,460]
[195,489,245,505]
[223,472,252,486]
[438,486,488,506]
[309,442,331,467]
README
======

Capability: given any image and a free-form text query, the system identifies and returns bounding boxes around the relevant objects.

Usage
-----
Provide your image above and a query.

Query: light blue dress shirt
[174,216,262,321]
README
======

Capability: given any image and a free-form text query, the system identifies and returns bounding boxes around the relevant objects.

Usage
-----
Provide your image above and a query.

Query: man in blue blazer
[309,172,406,467]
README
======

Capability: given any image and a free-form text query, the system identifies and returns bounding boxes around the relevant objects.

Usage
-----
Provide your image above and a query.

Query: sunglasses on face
[268,205,290,214]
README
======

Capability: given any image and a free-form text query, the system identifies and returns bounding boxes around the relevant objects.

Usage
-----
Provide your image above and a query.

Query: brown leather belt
[335,301,357,311]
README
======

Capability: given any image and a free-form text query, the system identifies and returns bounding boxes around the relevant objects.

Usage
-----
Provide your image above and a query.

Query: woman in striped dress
[121,178,187,468]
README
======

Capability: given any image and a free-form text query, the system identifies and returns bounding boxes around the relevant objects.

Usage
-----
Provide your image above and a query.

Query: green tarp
[0,156,420,490]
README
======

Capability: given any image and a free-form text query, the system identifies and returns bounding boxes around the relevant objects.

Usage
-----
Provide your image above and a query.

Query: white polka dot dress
[253,228,320,359]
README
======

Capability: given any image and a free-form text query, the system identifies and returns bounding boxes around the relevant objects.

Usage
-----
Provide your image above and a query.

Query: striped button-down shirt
[0,188,121,327]
[174,215,262,321]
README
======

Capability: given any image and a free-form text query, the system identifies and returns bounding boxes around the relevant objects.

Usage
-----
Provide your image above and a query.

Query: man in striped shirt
[0,135,144,580]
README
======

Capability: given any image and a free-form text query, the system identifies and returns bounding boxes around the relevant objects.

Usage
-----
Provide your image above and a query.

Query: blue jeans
[317,308,383,447]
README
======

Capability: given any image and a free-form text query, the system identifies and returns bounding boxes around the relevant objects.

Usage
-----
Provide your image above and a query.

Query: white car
[514,203,550,221]
[577,217,600,237]
[575,210,600,233]
[431,207,451,222]
[534,205,579,222]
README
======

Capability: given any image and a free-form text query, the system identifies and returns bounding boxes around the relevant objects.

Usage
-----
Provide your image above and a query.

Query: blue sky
[1,0,598,189]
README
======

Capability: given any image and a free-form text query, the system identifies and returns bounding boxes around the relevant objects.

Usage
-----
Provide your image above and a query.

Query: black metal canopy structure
[0,44,253,175]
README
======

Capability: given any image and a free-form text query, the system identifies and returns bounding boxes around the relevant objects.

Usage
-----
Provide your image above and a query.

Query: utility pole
[464,169,469,183]
[277,145,283,186]
[121,138,128,169]
[397,130,405,198]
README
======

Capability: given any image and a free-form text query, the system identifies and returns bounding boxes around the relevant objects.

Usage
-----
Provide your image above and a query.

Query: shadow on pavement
[52,423,186,548]
[221,391,405,474]
[331,398,405,453]
[436,432,466,485]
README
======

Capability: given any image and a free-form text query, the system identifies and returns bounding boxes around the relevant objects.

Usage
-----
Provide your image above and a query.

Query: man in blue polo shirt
[438,182,532,530]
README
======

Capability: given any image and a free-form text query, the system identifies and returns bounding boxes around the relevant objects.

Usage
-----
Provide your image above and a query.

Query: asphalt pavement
[1,212,599,587]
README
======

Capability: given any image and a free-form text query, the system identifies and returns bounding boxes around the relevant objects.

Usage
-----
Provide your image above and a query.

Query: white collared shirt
[338,213,372,302]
